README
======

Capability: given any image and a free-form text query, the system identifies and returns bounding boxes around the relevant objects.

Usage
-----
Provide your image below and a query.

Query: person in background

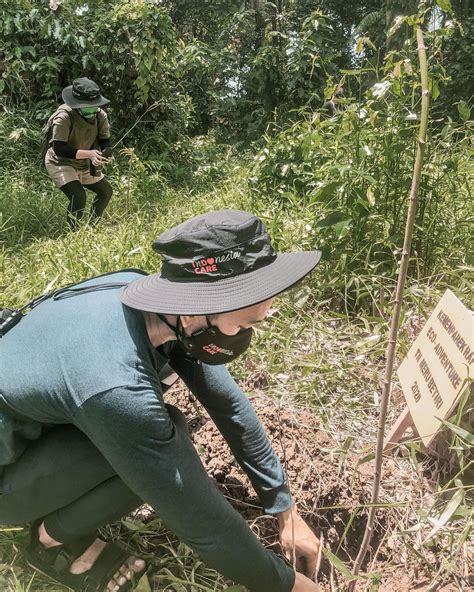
[44,77,113,229]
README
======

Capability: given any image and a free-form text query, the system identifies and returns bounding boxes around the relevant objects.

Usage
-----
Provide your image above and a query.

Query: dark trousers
[0,366,294,591]
[60,179,112,230]
[0,405,186,544]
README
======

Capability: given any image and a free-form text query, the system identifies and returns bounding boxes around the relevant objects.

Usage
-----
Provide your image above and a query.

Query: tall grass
[1,138,472,591]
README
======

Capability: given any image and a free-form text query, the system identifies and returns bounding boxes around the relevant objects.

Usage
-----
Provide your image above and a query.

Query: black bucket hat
[120,210,321,315]
[62,77,110,108]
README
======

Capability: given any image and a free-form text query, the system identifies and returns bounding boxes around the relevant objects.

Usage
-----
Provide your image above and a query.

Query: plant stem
[348,27,430,590]
[126,159,131,211]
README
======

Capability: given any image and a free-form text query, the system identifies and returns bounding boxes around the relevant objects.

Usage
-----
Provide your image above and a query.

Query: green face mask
[79,107,99,119]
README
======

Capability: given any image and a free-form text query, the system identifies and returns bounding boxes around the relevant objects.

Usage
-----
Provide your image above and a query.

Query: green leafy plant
[250,26,471,312]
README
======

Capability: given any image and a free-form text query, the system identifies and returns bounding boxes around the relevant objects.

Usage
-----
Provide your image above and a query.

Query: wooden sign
[397,289,473,447]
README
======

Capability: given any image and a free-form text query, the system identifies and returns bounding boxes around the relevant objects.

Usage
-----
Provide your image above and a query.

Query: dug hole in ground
[128,356,472,592]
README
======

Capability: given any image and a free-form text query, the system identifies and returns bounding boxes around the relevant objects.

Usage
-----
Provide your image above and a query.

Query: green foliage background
[1,0,472,311]
[0,0,473,590]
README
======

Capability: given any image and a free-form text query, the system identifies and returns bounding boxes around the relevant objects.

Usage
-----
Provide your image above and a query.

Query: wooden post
[383,408,413,453]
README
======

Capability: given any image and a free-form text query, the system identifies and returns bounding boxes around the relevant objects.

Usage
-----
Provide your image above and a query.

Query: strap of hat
[157,314,179,336]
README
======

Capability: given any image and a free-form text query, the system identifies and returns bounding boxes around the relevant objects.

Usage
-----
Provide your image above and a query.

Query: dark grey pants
[0,404,186,543]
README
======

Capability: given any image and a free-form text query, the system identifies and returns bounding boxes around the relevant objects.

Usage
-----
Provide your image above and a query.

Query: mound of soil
[144,377,471,592]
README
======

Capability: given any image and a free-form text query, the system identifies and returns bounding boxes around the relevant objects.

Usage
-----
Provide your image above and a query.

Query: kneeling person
[0,210,322,592]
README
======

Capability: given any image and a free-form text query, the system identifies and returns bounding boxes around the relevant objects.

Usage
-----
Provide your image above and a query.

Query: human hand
[291,571,321,592]
[278,506,320,578]
[101,148,114,164]
[88,149,107,166]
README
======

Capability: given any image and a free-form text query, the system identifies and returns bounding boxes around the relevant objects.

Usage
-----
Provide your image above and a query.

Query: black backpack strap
[53,282,128,301]
[0,308,24,337]
[0,269,148,337]
[65,109,74,139]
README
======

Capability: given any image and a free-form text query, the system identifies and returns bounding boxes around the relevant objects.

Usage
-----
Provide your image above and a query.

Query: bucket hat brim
[120,250,322,315]
[62,86,110,109]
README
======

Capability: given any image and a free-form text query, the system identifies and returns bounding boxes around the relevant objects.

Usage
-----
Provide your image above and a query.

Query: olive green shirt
[45,105,111,170]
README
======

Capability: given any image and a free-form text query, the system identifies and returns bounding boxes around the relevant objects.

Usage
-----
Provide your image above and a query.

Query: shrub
[250,46,472,310]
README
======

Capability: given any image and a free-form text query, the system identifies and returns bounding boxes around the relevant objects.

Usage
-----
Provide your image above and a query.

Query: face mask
[161,315,253,365]
[79,107,99,119]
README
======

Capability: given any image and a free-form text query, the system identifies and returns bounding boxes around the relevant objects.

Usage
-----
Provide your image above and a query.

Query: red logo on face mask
[203,344,234,356]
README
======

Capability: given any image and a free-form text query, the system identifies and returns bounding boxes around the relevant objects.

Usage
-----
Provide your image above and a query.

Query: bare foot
[38,522,146,591]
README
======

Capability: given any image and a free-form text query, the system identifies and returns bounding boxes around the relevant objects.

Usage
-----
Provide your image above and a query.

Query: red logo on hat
[192,257,218,274]
[191,250,241,275]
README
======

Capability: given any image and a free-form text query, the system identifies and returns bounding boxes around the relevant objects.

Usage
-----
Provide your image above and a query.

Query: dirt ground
[159,377,471,592]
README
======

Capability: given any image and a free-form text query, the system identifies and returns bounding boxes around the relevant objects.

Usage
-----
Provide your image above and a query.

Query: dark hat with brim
[62,77,110,108]
[120,210,321,315]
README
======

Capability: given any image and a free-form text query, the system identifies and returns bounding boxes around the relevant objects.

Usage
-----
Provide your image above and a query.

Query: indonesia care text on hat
[120,209,322,315]
[153,210,276,281]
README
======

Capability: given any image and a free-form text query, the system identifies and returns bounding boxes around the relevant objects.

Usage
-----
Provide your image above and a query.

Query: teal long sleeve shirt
[0,271,295,592]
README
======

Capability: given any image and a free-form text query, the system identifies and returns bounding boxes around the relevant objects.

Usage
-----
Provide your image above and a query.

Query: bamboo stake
[348,27,430,590]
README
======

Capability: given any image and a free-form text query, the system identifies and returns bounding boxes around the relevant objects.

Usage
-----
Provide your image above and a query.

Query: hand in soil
[291,571,321,592]
[278,506,320,578]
